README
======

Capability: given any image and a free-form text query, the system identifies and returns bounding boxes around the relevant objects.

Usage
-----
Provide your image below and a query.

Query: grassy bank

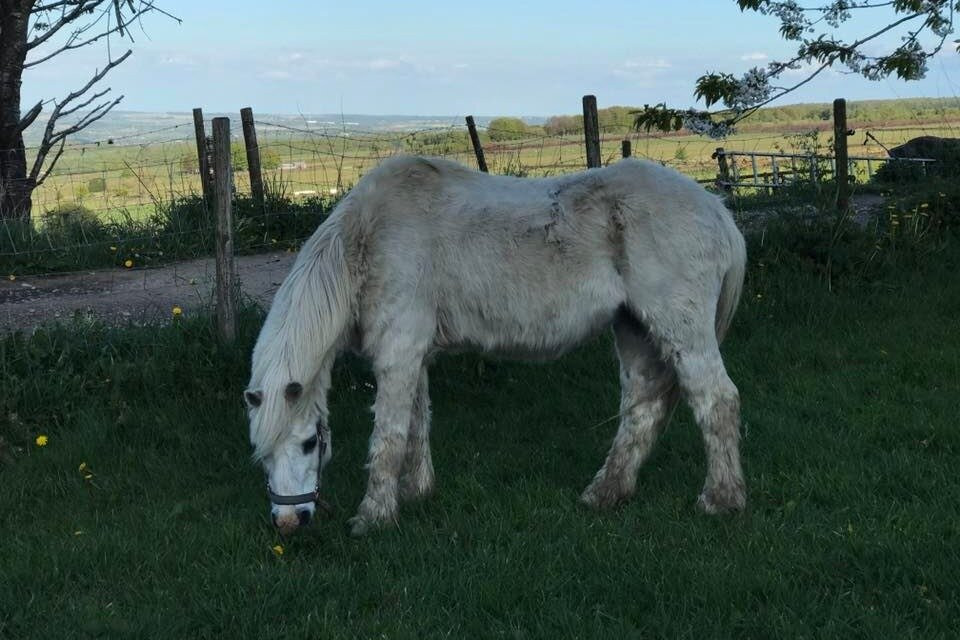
[1,217,959,637]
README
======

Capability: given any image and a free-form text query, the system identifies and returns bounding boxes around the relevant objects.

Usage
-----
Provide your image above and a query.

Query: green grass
[1,222,959,637]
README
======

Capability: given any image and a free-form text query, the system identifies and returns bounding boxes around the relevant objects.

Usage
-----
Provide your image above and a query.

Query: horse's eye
[301,435,318,455]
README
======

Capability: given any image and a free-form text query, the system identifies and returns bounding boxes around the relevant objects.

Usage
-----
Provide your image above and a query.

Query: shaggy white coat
[245,155,747,535]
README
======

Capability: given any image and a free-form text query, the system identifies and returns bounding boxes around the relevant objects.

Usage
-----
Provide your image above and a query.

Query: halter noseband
[265,429,334,515]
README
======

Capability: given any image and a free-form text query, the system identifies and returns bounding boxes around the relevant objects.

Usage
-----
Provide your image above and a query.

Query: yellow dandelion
[124,259,133,268]
[35,435,49,447]
[272,544,284,556]
[172,306,183,317]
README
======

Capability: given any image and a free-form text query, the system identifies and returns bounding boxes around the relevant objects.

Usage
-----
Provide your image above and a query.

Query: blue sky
[22,0,960,117]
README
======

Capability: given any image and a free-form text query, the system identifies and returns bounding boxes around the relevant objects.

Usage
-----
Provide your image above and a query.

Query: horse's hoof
[580,481,631,511]
[347,515,372,537]
[696,485,746,514]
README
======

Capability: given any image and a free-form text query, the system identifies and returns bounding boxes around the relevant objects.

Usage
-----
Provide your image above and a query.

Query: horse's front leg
[349,357,423,536]
[399,366,434,502]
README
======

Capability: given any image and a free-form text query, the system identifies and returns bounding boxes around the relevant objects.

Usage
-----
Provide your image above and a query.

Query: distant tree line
[539,98,960,135]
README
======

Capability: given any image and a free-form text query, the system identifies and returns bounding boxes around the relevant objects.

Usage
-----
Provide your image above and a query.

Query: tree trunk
[0,2,34,221]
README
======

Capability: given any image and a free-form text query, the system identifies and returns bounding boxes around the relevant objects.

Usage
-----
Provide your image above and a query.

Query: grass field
[1,220,958,637]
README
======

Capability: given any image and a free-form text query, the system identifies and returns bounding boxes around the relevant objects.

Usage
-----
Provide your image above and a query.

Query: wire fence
[2,113,958,330]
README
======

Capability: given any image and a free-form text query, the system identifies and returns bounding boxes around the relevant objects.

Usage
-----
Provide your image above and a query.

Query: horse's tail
[248,207,354,458]
[715,219,746,343]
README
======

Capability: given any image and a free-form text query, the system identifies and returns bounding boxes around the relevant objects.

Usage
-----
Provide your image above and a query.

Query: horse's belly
[435,268,626,358]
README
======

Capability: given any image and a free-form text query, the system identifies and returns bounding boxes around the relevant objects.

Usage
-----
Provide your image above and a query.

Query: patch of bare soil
[0,252,296,332]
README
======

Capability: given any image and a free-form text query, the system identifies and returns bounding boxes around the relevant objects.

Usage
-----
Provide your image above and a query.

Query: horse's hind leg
[581,311,678,510]
[349,352,426,536]
[399,365,434,502]
[647,312,746,513]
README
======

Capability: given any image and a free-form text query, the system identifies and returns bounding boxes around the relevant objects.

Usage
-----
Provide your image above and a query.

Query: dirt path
[1,251,296,332]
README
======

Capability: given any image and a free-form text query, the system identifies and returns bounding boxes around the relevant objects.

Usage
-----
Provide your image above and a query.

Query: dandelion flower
[272,545,284,556]
[172,306,183,317]
[124,259,133,268]
[35,435,48,447]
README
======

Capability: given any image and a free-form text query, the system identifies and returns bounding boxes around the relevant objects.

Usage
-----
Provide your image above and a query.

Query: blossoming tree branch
[635,0,958,137]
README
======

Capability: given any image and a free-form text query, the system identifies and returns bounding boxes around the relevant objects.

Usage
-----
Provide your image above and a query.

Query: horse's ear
[244,389,263,408]
[284,382,303,402]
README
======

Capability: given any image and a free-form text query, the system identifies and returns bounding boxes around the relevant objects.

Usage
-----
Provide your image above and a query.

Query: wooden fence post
[212,117,236,345]
[240,107,265,207]
[465,115,488,173]
[621,140,631,159]
[714,147,732,191]
[192,108,213,203]
[833,98,849,212]
[582,95,601,169]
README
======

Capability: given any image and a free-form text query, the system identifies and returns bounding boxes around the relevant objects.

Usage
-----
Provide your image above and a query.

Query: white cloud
[611,58,672,85]
[260,70,292,80]
[740,52,768,61]
[622,58,671,70]
[158,55,196,66]
[366,58,403,71]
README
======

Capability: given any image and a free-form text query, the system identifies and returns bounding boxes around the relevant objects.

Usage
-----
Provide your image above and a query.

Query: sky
[21,0,960,118]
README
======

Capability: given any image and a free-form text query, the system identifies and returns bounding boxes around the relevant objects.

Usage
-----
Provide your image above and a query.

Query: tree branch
[25,4,157,67]
[16,101,44,134]
[27,49,131,182]
[33,138,65,187]
[27,0,101,52]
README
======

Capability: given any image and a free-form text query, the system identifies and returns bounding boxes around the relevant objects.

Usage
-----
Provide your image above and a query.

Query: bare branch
[27,0,102,52]
[26,4,155,67]
[33,138,66,187]
[58,88,111,119]
[16,101,44,134]
[27,49,132,182]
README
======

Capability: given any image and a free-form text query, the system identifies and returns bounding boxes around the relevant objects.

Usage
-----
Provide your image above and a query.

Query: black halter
[265,428,334,515]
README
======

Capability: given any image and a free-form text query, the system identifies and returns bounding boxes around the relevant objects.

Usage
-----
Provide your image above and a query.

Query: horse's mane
[247,203,353,460]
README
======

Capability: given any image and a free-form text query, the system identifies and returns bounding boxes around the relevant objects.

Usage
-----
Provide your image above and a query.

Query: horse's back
[347,156,742,357]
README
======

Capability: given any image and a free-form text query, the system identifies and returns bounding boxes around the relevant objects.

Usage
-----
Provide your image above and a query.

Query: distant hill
[20,111,547,147]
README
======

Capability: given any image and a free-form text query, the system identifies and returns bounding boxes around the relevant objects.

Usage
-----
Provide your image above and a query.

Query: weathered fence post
[192,108,213,202]
[240,107,265,207]
[833,97,850,212]
[465,115,488,173]
[212,117,236,345]
[714,147,732,191]
[582,95,601,169]
[621,140,631,159]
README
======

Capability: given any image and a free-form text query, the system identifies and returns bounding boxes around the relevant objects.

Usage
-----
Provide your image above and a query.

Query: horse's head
[244,381,333,535]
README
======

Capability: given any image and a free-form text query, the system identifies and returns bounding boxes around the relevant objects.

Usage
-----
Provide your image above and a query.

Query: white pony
[244,155,747,536]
